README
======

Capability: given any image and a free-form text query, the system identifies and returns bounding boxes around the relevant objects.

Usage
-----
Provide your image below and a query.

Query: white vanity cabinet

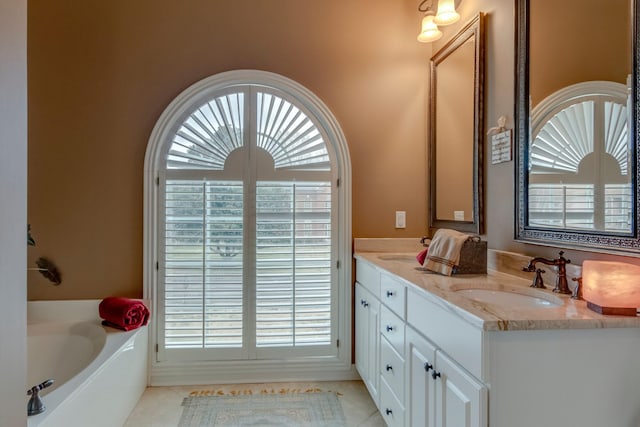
[355,253,640,427]
[406,327,487,427]
[378,273,407,427]
[355,261,381,407]
[356,259,487,427]
[406,326,437,427]
[435,350,487,427]
[355,283,380,406]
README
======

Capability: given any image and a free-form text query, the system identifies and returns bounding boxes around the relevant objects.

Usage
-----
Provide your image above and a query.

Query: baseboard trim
[150,359,360,386]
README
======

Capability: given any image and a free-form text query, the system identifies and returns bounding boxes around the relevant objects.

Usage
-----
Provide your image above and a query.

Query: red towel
[416,248,429,265]
[99,297,149,331]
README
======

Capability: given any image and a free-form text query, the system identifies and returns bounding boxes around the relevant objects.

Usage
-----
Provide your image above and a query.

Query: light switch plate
[395,211,406,228]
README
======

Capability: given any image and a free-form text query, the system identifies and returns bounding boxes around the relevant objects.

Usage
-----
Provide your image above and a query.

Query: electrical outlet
[454,210,465,221]
[395,211,406,228]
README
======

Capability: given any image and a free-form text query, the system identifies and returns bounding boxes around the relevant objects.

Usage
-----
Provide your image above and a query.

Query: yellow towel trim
[188,387,339,397]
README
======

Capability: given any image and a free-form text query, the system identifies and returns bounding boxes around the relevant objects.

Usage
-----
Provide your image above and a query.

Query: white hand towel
[423,229,471,276]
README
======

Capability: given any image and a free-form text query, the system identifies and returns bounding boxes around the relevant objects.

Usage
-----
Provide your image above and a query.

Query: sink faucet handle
[523,265,546,288]
[531,268,546,289]
[571,277,583,300]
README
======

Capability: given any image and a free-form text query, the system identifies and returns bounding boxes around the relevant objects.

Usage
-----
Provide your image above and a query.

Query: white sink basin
[377,254,417,263]
[454,288,562,308]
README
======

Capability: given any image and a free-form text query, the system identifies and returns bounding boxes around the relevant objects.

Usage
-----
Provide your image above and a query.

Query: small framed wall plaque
[491,129,512,164]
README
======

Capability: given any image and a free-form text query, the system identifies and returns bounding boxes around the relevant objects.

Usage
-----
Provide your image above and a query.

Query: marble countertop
[354,249,640,332]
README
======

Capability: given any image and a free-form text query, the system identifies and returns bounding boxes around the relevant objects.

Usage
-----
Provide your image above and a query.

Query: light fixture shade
[434,0,460,26]
[417,14,442,43]
[582,260,640,316]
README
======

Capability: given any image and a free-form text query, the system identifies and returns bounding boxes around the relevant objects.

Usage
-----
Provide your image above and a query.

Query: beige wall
[530,0,629,106]
[27,0,431,299]
[28,0,640,300]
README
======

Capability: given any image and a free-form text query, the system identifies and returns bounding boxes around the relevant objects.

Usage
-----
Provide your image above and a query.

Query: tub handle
[27,379,54,395]
[27,379,54,416]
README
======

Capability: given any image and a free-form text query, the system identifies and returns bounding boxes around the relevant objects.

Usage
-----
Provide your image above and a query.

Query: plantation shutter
[159,85,337,362]
[162,180,245,359]
[255,181,332,355]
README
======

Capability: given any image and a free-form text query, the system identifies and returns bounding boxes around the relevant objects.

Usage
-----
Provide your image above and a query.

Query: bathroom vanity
[354,243,640,427]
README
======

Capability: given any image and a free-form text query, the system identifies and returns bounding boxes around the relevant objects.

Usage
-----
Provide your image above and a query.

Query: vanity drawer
[380,273,406,319]
[407,288,484,380]
[380,377,405,427]
[380,336,405,402]
[381,304,405,355]
[356,259,381,296]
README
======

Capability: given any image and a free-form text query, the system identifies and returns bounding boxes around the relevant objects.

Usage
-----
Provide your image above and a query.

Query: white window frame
[143,70,354,385]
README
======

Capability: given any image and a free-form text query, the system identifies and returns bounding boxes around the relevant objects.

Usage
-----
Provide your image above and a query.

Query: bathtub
[27,300,148,427]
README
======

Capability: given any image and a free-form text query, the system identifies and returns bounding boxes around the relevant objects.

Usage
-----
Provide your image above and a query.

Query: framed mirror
[515,0,640,254]
[429,12,485,234]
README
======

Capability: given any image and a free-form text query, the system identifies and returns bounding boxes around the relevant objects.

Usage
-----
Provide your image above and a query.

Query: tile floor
[124,380,385,426]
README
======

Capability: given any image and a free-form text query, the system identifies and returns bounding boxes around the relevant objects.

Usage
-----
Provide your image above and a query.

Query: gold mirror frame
[429,13,485,234]
[515,0,640,254]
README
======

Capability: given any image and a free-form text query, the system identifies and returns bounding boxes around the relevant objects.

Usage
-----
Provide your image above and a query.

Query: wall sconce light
[417,0,461,43]
[582,260,640,316]
[434,0,460,25]
[417,12,442,43]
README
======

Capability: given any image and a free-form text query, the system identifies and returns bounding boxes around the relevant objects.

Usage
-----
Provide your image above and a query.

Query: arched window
[144,71,352,382]
[529,81,631,232]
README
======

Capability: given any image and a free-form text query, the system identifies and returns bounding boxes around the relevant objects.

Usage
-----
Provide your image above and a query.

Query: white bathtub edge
[29,325,148,427]
[27,299,149,427]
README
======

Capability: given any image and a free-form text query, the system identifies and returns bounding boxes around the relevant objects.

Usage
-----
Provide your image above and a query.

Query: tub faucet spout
[27,379,54,416]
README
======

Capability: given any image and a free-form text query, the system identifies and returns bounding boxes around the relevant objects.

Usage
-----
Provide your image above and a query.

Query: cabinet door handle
[386,325,393,332]
[386,364,393,372]
[386,290,394,297]
[424,362,433,372]
[385,408,393,415]
[363,300,369,307]
[432,370,441,380]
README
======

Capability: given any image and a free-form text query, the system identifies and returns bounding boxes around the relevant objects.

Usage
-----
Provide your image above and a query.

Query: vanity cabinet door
[434,350,488,427]
[407,326,488,427]
[355,283,380,406]
[406,326,437,427]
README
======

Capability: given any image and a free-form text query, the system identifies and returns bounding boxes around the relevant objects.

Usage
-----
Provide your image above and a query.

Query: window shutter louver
[167,93,245,170]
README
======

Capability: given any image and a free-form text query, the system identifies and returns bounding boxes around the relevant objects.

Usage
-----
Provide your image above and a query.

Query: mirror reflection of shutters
[529,84,630,232]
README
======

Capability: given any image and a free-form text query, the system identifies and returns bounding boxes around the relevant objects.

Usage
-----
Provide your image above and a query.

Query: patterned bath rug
[178,391,346,427]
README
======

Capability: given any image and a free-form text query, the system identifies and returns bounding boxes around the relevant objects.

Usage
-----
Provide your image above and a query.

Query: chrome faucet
[27,379,54,416]
[523,251,572,294]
